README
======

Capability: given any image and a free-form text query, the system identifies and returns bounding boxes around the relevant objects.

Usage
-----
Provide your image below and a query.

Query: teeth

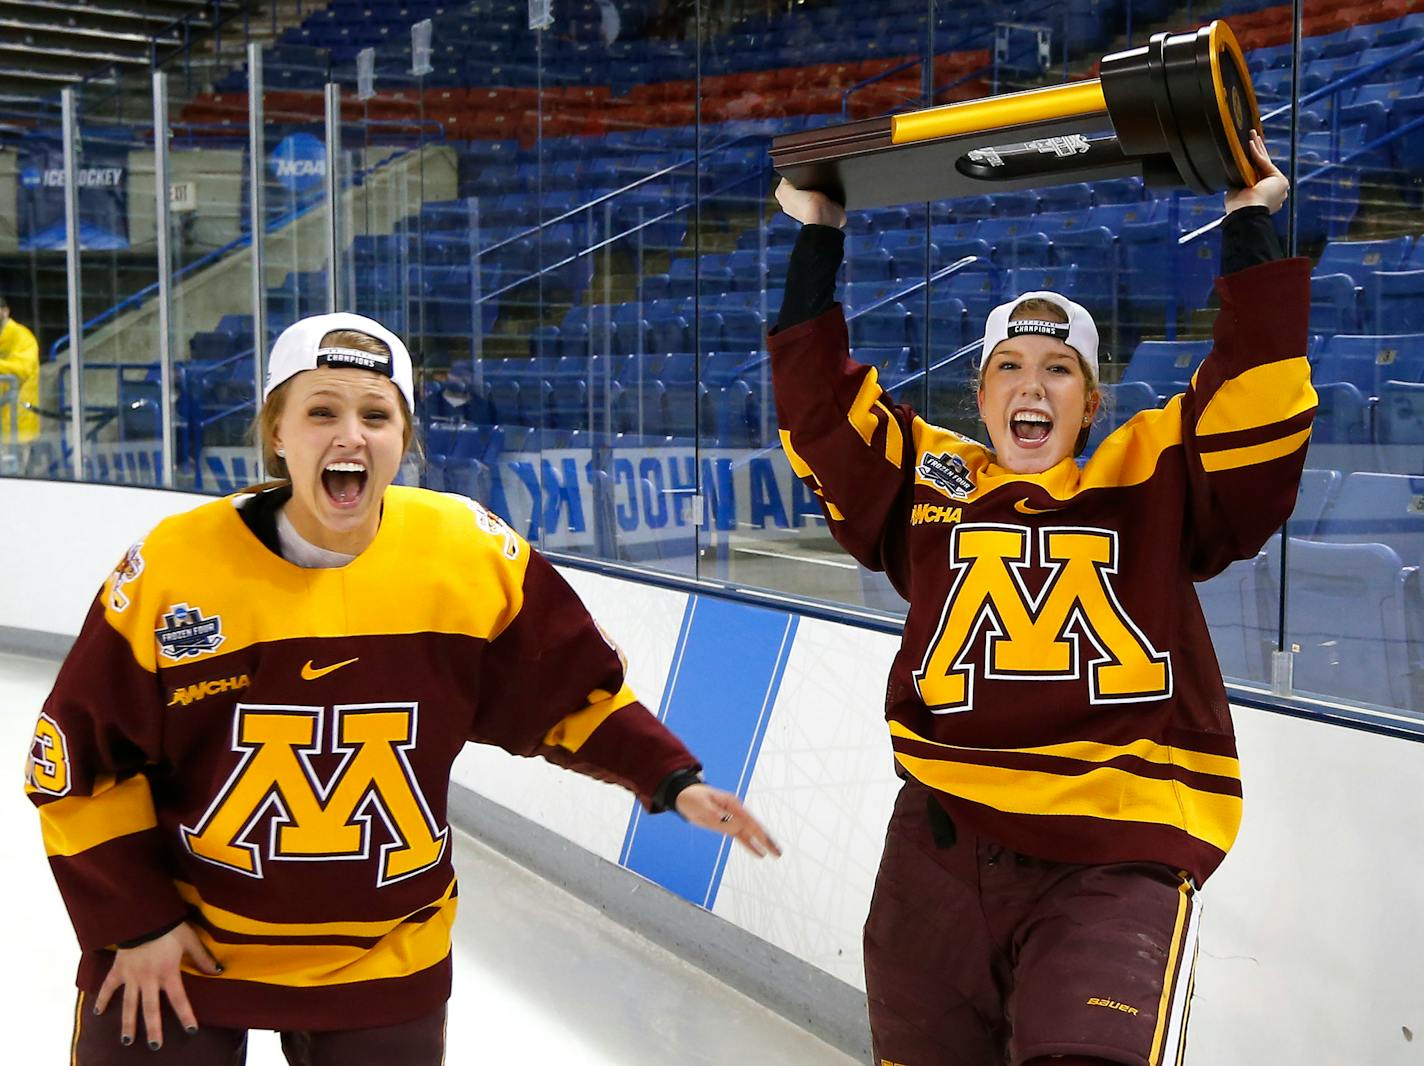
[325,462,366,473]
[1012,412,1051,424]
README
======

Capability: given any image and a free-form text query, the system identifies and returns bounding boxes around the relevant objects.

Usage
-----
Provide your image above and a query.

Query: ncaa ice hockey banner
[17,130,130,251]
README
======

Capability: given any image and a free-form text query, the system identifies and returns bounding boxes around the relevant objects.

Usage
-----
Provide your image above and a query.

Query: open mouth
[1010,411,1053,447]
[321,461,368,509]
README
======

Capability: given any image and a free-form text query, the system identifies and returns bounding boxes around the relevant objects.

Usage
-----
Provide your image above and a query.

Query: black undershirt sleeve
[1220,204,1285,275]
[772,224,847,333]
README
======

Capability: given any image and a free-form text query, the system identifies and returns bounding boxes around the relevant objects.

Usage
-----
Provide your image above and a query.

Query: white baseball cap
[979,291,1099,375]
[265,312,415,410]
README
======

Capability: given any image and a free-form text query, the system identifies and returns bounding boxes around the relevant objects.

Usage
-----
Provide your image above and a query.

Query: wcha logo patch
[917,452,976,500]
[156,603,226,661]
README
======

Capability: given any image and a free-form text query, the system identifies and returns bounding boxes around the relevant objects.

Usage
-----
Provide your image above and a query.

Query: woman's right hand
[775,178,848,229]
[94,922,223,1050]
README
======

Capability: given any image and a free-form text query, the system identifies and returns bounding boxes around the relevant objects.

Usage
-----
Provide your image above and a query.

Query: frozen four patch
[156,603,226,660]
[917,452,975,499]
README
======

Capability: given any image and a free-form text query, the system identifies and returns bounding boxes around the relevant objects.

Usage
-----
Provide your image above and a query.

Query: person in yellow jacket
[0,295,40,442]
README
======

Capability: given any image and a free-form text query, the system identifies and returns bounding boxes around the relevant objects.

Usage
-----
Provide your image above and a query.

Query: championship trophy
[770,21,1263,208]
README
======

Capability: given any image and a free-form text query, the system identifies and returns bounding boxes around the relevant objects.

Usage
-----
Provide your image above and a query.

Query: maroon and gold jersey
[769,257,1315,884]
[24,486,696,1031]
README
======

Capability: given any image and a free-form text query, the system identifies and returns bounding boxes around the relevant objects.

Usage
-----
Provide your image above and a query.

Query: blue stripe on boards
[619,594,798,908]
[619,596,697,868]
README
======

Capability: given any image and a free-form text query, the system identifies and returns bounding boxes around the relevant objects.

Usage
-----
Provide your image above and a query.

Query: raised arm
[1181,133,1316,575]
[767,180,919,584]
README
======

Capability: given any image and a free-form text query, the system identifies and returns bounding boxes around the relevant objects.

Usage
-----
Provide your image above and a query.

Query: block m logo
[182,703,448,886]
[915,524,1172,713]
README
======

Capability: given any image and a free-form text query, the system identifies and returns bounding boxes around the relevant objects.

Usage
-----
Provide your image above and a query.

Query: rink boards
[4,475,1424,1066]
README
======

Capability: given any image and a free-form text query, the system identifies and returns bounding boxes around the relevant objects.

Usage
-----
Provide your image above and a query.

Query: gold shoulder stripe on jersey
[1194,357,1314,437]
[1198,427,1312,473]
[301,657,359,681]
[39,774,158,857]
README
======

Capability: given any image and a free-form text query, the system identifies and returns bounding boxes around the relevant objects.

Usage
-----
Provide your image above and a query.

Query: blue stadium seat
[935,237,995,266]
[1374,380,1424,473]
[1316,237,1412,310]
[1037,183,1093,213]
[1088,202,1158,231]
[1118,220,1219,318]
[1290,467,1345,536]
[1310,272,1360,336]
[1090,176,1145,205]
[848,248,897,284]
[993,233,1054,269]
[1387,92,1424,173]
[1314,332,1424,396]
[717,307,764,349]
[1158,194,1222,233]
[939,268,1001,323]
[1295,162,1361,245]
[1266,536,1415,708]
[1314,382,1372,449]
[916,298,969,368]
[1198,548,1273,684]
[701,351,752,386]
[938,195,993,224]
[658,352,696,386]
[1004,265,1078,301]
[1371,269,1424,334]
[977,217,1044,244]
[645,314,689,355]
[852,346,915,382]
[487,378,526,428]
[1085,381,1160,454]
[704,380,759,447]
[1121,338,1212,398]
[846,207,911,236]
[1317,471,1424,565]
[849,301,914,351]
[661,381,707,438]
[988,190,1039,217]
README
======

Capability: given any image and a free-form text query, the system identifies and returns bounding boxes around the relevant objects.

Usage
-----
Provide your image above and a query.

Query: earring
[276,448,285,457]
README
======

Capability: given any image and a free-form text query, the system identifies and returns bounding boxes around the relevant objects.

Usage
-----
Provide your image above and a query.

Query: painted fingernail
[92,1004,101,1015]
[149,1040,162,1050]
[121,1036,133,1047]
[185,1025,198,1035]
[214,963,224,973]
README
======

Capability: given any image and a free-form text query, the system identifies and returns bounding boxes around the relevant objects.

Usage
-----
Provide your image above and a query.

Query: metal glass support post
[248,43,268,480]
[61,88,85,480]
[324,82,342,313]
[152,72,177,488]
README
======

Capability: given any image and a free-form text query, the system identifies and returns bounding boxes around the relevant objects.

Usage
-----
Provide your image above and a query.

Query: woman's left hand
[675,784,783,858]
[1225,130,1289,215]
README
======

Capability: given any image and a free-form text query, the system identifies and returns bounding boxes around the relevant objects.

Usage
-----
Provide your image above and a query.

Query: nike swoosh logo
[1013,498,1063,515]
[301,657,359,681]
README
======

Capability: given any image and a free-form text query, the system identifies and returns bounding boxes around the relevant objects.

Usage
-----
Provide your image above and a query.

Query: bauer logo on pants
[156,603,226,660]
